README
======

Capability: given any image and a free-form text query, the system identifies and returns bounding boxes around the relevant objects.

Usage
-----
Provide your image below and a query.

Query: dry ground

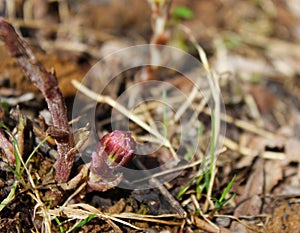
[1,0,300,232]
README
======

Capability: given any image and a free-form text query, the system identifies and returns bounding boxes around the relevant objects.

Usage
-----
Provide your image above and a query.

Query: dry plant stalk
[0,18,74,183]
[148,0,172,45]
[143,0,172,79]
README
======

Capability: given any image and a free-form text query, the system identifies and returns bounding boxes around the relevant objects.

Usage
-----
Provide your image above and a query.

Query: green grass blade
[209,112,215,174]
[204,171,211,193]
[54,217,65,233]
[221,193,236,208]
[219,175,236,203]
[25,136,49,167]
[177,177,195,199]
[0,181,18,212]
[71,214,95,232]
[162,89,168,139]
[12,136,21,175]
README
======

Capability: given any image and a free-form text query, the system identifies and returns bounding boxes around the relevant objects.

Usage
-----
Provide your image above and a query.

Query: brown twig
[0,18,74,183]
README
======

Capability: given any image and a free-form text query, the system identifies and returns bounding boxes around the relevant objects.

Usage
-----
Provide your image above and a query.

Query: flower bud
[88,130,136,191]
[99,130,136,168]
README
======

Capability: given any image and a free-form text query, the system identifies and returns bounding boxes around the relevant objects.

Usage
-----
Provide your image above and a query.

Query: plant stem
[0,18,75,183]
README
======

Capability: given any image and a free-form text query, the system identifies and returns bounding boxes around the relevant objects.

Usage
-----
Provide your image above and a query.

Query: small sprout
[88,130,136,191]
[172,6,194,20]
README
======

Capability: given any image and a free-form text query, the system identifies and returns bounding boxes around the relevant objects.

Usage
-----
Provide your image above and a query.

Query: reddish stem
[0,18,74,183]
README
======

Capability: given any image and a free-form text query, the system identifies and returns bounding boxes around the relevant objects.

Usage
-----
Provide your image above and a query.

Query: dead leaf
[231,159,264,232]
[248,135,284,153]
[249,84,279,113]
[285,138,300,164]
[264,160,283,193]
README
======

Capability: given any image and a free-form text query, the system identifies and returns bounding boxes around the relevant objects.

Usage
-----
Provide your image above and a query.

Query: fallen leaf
[264,160,283,193]
[285,138,300,164]
[231,159,264,232]
[249,84,279,114]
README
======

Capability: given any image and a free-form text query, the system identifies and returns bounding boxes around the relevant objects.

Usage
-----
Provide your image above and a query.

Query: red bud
[99,130,136,168]
[88,130,136,191]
